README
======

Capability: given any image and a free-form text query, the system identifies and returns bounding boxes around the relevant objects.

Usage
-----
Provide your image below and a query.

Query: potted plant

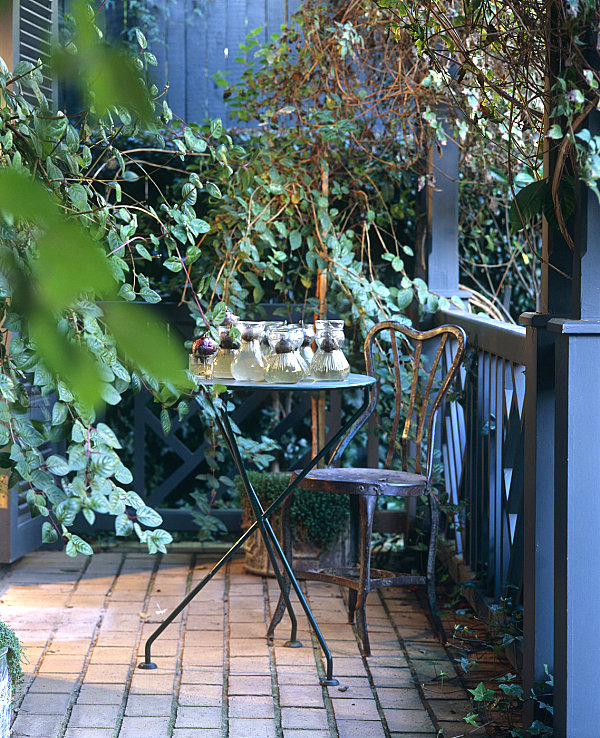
[0,619,26,731]
[235,471,350,576]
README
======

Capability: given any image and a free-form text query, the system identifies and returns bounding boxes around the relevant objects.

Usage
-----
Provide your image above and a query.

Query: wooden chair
[266,321,466,655]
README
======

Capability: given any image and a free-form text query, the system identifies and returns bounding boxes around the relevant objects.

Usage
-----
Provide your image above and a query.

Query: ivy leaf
[145,528,172,554]
[55,498,80,526]
[205,182,221,199]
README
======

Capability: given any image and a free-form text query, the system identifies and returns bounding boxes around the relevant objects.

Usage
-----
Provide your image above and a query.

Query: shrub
[235,471,349,550]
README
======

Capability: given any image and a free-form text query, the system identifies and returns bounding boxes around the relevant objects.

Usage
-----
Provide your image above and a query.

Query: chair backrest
[331,321,466,480]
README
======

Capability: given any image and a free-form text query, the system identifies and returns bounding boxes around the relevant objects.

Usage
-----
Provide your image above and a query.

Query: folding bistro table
[138,373,375,685]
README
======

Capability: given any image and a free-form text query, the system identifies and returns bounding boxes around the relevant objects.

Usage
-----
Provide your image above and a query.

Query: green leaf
[41,521,59,543]
[289,230,302,250]
[135,28,147,49]
[210,118,223,138]
[115,513,133,536]
[46,454,70,476]
[205,182,222,199]
[55,498,80,526]
[51,402,69,426]
[510,179,547,232]
[70,534,93,555]
[96,423,122,449]
[160,408,171,435]
[136,505,163,527]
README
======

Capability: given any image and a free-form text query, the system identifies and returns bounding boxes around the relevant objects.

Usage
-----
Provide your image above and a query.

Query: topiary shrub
[234,471,348,550]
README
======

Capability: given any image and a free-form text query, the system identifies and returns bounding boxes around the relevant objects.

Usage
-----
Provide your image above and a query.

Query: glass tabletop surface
[193,372,375,391]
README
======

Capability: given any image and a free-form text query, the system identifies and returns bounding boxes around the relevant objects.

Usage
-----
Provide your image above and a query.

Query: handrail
[436,308,529,365]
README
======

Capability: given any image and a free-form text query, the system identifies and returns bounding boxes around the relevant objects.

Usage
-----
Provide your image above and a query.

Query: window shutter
[12,0,58,108]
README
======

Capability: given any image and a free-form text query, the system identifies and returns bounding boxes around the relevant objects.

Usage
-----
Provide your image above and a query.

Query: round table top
[193,372,375,392]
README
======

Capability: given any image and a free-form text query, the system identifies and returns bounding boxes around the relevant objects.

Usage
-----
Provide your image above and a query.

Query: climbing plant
[0,1,241,554]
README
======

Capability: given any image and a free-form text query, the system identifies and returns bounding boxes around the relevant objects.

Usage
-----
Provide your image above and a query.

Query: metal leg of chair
[266,496,298,646]
[347,589,357,624]
[426,494,447,644]
[355,494,376,656]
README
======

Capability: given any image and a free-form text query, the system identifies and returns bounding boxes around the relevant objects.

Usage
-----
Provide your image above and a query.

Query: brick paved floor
[0,550,481,737]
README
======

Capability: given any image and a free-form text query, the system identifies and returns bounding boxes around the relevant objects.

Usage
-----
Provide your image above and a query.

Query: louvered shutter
[12,0,58,108]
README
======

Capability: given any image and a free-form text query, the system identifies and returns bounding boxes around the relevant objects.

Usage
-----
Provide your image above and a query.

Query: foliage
[381,0,600,259]
[234,471,349,550]
[0,619,26,704]
[0,3,244,554]
[179,0,465,342]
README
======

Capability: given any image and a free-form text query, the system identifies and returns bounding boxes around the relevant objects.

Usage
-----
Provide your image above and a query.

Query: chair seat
[292,467,427,497]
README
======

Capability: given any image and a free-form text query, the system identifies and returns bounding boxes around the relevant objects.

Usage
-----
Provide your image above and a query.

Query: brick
[375,687,424,710]
[27,674,79,693]
[84,663,131,683]
[64,730,114,738]
[281,707,329,731]
[68,703,120,728]
[229,717,277,738]
[279,684,324,708]
[125,694,173,716]
[229,694,274,719]
[77,685,124,704]
[331,698,381,721]
[336,720,386,738]
[228,675,272,696]
[175,705,222,729]
[283,732,330,738]
[178,683,222,706]
[118,716,170,737]
[383,709,436,733]
[11,712,64,737]
[179,667,223,684]
[172,731,221,738]
[19,691,71,714]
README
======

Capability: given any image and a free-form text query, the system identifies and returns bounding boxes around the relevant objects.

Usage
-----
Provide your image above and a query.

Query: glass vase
[230,321,265,381]
[264,326,308,384]
[310,319,350,381]
[299,322,315,373]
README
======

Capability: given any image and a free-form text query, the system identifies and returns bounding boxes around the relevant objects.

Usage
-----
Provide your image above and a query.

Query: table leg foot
[137,661,158,670]
[320,677,339,687]
[284,639,303,648]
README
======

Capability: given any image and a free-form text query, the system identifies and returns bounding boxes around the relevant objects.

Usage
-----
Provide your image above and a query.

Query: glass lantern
[309,319,350,381]
[264,325,308,384]
[230,321,265,381]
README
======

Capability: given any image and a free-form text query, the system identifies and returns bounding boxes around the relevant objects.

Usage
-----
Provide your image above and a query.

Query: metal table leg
[138,385,371,686]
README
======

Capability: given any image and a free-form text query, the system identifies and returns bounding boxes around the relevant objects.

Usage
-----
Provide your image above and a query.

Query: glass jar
[213,316,240,380]
[299,322,315,372]
[310,319,350,381]
[189,335,218,381]
[230,321,265,381]
[260,321,284,362]
[264,326,308,384]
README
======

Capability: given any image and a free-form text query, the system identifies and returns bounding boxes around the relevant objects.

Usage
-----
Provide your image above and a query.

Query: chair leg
[426,493,446,644]
[347,589,357,623]
[354,495,377,656]
[266,496,295,643]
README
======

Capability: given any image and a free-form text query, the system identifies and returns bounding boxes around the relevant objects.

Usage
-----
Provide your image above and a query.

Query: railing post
[419,125,461,299]
[519,313,555,707]
[547,105,600,737]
